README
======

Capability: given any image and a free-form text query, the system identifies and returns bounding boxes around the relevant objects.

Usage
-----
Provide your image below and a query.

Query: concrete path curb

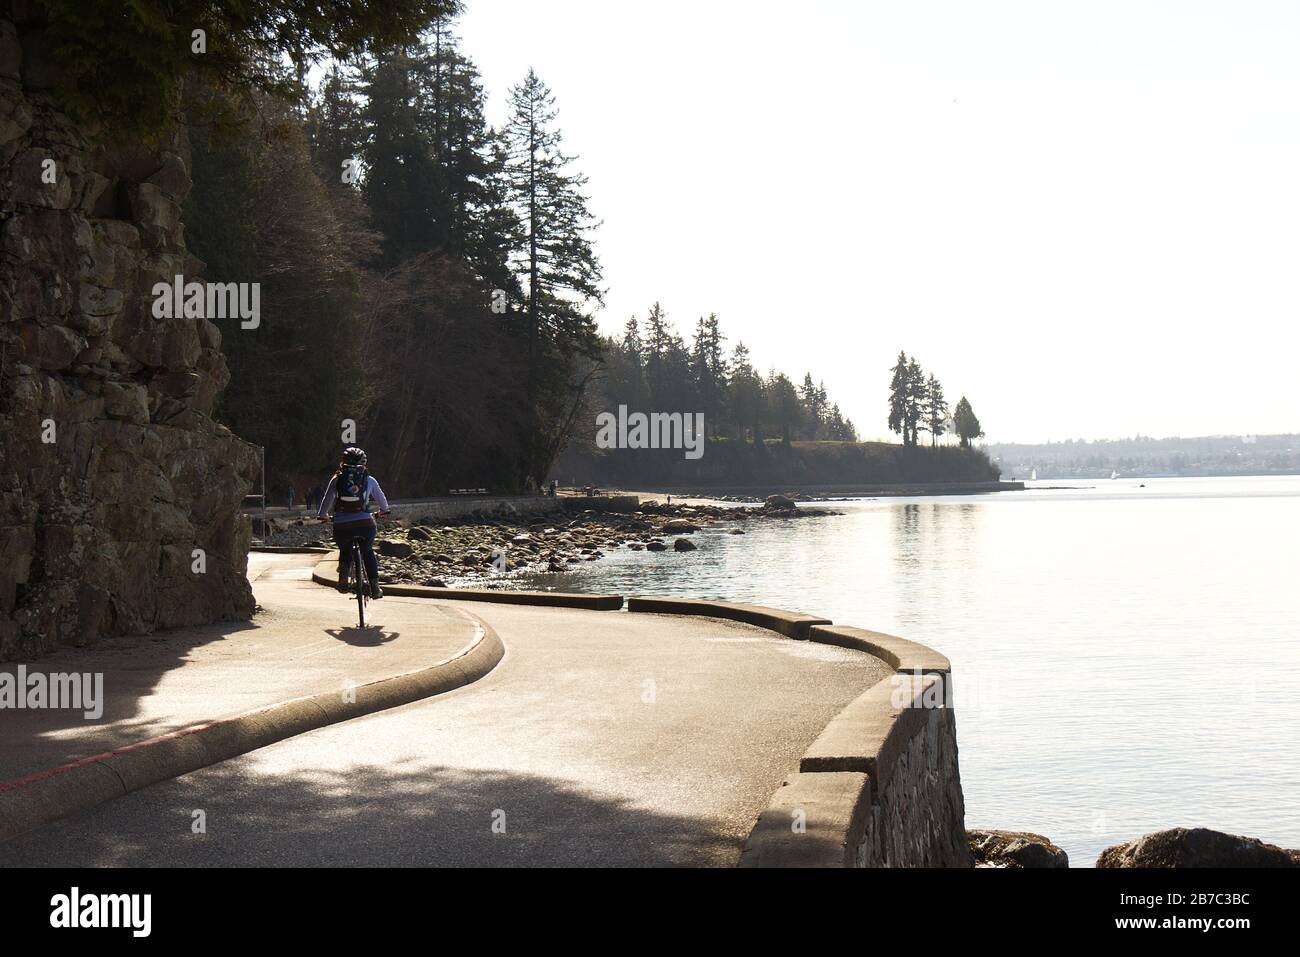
[807,625,951,674]
[0,612,504,845]
[626,596,831,639]
[312,555,624,610]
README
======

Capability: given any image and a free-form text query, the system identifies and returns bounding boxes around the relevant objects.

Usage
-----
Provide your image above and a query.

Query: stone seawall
[853,685,966,866]
[738,628,969,867]
[0,17,259,660]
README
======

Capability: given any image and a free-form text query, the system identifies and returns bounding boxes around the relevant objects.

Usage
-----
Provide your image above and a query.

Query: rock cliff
[0,18,259,659]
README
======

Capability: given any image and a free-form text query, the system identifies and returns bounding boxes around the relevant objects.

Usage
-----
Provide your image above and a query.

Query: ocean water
[521,475,1300,865]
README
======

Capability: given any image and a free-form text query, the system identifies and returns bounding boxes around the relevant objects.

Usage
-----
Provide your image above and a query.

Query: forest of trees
[32,0,992,496]
[184,10,610,495]
[181,8,866,495]
[173,5,862,496]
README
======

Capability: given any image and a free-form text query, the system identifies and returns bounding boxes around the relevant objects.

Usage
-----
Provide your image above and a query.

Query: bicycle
[325,510,389,628]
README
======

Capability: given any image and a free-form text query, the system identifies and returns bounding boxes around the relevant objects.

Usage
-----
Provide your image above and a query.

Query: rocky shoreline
[266,494,838,587]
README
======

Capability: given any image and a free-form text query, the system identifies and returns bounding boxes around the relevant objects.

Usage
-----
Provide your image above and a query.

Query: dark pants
[334,520,378,584]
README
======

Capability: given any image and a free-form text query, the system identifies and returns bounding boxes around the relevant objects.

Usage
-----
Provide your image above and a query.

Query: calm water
[521,475,1300,865]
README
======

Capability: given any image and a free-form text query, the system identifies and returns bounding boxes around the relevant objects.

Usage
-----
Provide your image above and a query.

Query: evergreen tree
[768,372,803,445]
[888,351,910,444]
[904,357,926,448]
[306,63,365,184]
[643,302,672,405]
[34,0,460,136]
[692,314,727,436]
[924,373,948,446]
[954,396,984,448]
[501,68,604,481]
[357,47,443,266]
[825,403,856,441]
[185,85,372,488]
[421,17,517,288]
[728,342,765,444]
[800,373,825,438]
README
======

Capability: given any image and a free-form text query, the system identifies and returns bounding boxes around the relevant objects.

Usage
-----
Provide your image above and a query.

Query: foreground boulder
[1097,828,1300,868]
[968,830,1068,868]
[763,494,796,510]
[376,540,414,559]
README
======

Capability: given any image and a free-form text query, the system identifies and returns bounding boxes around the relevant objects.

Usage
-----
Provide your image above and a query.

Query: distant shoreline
[609,480,1024,503]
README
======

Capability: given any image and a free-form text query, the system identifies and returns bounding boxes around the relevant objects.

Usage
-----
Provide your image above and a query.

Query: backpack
[334,465,369,514]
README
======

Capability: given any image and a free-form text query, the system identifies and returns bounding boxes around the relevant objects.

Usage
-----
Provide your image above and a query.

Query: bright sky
[458,0,1300,442]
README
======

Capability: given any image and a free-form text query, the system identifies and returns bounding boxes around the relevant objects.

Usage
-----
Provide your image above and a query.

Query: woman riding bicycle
[318,446,390,599]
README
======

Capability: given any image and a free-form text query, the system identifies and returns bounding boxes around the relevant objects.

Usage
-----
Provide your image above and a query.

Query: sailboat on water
[1110,470,1119,480]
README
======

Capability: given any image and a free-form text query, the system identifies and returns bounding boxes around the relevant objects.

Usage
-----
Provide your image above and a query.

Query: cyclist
[318,446,390,599]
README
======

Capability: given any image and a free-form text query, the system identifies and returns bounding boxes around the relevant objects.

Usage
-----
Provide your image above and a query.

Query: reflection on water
[520,475,1300,864]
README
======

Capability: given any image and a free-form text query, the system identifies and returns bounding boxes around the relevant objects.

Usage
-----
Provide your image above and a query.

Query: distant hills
[985,434,1300,480]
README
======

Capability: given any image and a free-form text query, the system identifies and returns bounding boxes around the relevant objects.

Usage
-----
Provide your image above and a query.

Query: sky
[456,0,1300,443]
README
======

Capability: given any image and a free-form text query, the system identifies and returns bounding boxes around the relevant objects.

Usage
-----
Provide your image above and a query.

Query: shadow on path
[325,627,401,647]
[0,617,262,750]
[0,759,740,867]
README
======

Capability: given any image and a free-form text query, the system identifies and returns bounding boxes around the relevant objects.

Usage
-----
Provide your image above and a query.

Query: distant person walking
[286,483,295,511]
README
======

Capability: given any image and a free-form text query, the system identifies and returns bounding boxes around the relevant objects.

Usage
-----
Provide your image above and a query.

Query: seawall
[626,599,969,867]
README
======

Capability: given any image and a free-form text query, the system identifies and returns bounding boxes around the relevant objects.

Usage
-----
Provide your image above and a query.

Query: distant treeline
[989,434,1300,480]
[556,439,1001,488]
[592,307,857,445]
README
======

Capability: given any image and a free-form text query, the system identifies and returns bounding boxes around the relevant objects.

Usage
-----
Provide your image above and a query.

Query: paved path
[0,554,889,866]
[0,553,480,782]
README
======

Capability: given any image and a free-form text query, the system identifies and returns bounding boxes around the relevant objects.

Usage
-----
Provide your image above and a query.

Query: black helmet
[342,446,367,466]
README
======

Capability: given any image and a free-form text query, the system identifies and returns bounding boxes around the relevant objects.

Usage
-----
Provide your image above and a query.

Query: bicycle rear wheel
[354,542,367,628]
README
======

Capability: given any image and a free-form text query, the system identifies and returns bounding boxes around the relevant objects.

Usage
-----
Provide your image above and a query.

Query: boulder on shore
[662,518,698,534]
[1097,828,1300,868]
[673,538,696,552]
[763,494,796,510]
[968,830,1069,868]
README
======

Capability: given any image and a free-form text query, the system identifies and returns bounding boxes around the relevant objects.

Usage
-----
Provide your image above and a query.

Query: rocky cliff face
[0,19,260,660]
